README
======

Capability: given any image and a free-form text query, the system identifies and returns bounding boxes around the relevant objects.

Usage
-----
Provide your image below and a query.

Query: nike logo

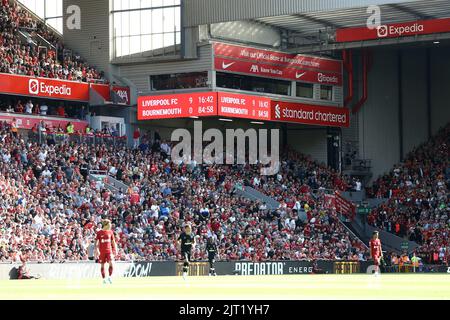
[222,62,235,69]
[296,72,307,79]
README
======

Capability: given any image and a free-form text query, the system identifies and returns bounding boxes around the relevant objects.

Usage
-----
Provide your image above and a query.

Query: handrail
[339,219,370,250]
[89,170,108,176]
[35,33,57,50]
[15,0,63,38]
[0,111,87,122]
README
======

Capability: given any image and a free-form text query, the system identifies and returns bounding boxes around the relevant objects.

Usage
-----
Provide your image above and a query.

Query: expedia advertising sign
[336,17,450,43]
[0,73,129,103]
[0,73,90,101]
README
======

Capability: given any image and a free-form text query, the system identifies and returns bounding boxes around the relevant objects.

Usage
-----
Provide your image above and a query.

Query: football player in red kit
[95,219,117,284]
[369,231,383,276]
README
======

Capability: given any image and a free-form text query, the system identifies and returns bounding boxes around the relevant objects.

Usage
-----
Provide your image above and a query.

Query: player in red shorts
[95,219,117,284]
[369,231,383,276]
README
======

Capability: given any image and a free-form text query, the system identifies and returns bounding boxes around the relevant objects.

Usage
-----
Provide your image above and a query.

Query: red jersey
[130,192,140,205]
[96,230,115,254]
[369,238,382,257]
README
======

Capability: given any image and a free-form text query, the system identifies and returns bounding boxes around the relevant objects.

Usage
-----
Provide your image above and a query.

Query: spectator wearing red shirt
[57,106,65,117]
[130,191,140,205]
[133,128,140,149]
[15,101,23,113]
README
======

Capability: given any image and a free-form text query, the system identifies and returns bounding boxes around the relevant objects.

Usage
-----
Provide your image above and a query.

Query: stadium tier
[367,124,449,264]
[1,0,105,82]
[0,122,367,262]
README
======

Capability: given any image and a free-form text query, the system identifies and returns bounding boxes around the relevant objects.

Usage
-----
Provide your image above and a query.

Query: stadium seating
[0,0,105,82]
[0,98,88,119]
[367,123,450,264]
[0,123,368,262]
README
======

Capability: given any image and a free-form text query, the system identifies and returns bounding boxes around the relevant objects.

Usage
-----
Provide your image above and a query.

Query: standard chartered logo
[275,104,281,119]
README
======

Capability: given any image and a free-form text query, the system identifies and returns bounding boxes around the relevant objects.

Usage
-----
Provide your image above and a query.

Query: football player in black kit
[206,237,218,276]
[178,224,196,280]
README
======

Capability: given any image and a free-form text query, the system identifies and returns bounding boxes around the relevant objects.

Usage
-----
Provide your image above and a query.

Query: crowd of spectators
[0,97,88,120]
[0,0,105,82]
[0,122,368,263]
[367,123,450,265]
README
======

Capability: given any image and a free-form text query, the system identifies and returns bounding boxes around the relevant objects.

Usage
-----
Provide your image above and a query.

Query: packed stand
[0,124,368,263]
[0,0,105,82]
[366,124,450,265]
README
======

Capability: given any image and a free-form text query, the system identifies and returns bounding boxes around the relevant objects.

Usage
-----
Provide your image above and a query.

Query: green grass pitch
[1,274,449,300]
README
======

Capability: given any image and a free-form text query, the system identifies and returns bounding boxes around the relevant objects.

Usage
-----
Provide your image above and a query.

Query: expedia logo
[377,23,425,38]
[275,104,281,119]
[318,73,339,84]
[377,25,388,38]
[28,79,72,97]
[29,79,39,95]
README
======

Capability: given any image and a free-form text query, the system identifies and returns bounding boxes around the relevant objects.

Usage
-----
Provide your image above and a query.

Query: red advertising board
[138,92,218,120]
[324,194,336,210]
[217,92,271,120]
[138,91,350,128]
[0,73,131,104]
[0,113,88,131]
[336,17,450,43]
[215,57,342,85]
[112,86,131,105]
[0,73,90,101]
[334,191,356,220]
[213,42,342,73]
[90,83,111,102]
[271,101,350,128]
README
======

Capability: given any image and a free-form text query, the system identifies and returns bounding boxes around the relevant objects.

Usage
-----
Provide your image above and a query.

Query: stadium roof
[254,0,450,36]
[254,0,450,52]
[183,0,431,26]
[184,0,450,52]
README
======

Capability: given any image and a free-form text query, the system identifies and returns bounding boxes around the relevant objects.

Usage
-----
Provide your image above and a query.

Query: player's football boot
[182,272,187,280]
[103,279,108,285]
[107,277,113,284]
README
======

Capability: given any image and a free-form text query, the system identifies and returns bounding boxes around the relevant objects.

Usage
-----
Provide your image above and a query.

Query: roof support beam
[293,13,343,30]
[247,18,294,36]
[386,3,434,20]
[286,32,450,54]
[184,0,425,27]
